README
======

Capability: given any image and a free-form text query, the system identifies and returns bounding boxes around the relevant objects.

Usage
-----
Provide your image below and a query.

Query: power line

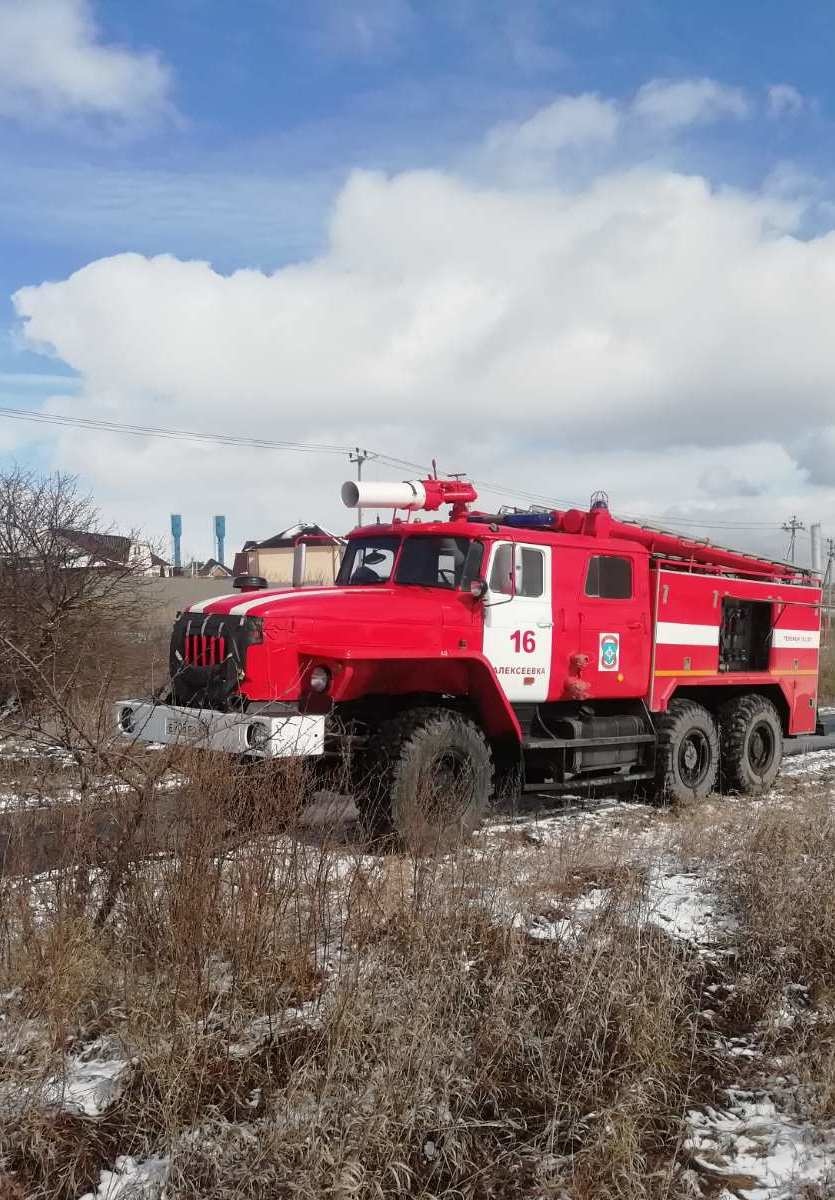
[0,403,795,534]
[0,405,351,457]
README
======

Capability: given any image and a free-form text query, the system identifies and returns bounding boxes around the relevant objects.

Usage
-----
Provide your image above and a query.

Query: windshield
[396,536,481,590]
[337,534,482,590]
[337,536,400,585]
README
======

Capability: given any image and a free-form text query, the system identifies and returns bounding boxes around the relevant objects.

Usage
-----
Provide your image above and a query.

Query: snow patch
[42,1041,132,1117]
[227,1001,321,1059]
[521,887,611,943]
[644,871,735,950]
[79,1154,169,1200]
[687,1091,835,1199]
[779,748,835,777]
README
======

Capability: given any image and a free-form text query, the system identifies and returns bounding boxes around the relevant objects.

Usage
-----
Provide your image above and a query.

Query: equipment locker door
[482,542,552,702]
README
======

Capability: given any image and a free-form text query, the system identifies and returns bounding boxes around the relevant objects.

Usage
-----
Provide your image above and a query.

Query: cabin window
[337,536,400,585]
[488,544,545,597]
[585,555,633,600]
[518,547,544,597]
[489,545,514,594]
[396,536,474,589]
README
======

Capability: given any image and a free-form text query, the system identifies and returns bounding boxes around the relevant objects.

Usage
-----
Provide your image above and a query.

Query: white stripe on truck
[655,622,720,646]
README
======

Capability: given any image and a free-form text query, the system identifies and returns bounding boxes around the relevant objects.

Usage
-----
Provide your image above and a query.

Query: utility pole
[348,448,371,528]
[782,515,806,564]
[826,538,835,629]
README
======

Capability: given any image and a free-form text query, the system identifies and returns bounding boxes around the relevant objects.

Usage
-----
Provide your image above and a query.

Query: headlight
[309,666,331,693]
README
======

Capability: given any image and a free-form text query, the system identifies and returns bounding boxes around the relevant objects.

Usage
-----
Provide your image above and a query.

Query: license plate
[165,716,207,740]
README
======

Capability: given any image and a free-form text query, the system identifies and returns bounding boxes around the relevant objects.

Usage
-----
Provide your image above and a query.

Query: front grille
[184,633,227,667]
[169,612,264,708]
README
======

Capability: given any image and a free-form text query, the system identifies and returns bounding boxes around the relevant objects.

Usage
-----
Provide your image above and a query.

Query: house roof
[55,528,169,569]
[195,558,233,577]
[251,523,342,550]
[56,528,132,564]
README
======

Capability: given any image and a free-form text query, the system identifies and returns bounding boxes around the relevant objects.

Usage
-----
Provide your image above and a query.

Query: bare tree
[0,466,153,712]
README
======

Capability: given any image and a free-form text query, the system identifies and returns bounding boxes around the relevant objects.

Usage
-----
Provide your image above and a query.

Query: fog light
[118,706,135,734]
[246,721,271,750]
[309,666,331,693]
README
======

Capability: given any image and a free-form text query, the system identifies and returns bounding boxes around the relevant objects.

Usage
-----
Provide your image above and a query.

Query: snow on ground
[41,1038,133,1118]
[645,869,737,949]
[490,754,835,1199]
[778,747,835,777]
[227,1001,322,1060]
[5,743,835,1198]
[687,1091,835,1200]
[79,1154,169,1200]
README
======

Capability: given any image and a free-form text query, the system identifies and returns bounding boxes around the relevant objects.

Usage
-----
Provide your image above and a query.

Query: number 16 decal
[510,630,536,653]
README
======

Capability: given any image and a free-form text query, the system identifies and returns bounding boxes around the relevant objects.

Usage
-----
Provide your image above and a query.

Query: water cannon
[341,478,478,518]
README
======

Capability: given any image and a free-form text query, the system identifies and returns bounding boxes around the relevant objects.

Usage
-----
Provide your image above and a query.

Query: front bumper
[115,701,324,758]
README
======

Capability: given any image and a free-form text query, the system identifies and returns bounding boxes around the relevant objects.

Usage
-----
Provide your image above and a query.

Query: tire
[653,699,719,804]
[718,694,783,795]
[355,707,494,852]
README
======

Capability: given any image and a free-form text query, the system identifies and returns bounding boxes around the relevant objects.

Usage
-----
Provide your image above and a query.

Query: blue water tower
[170,514,182,570]
[214,515,226,566]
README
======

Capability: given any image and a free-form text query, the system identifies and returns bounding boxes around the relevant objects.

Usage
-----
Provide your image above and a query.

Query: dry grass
[3,735,835,1197]
[0,755,720,1200]
[819,635,835,706]
[707,790,835,1126]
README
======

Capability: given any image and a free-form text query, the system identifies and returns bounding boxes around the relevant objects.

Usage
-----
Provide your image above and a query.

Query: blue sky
[3,1,832,296]
[3,0,835,560]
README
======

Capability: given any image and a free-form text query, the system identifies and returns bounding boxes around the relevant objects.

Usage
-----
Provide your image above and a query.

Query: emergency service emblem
[599,632,620,672]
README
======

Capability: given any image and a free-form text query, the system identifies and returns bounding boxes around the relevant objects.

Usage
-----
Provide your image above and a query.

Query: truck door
[578,551,650,697]
[482,541,552,702]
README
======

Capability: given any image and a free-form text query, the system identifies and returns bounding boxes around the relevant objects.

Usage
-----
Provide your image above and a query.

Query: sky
[3,0,835,565]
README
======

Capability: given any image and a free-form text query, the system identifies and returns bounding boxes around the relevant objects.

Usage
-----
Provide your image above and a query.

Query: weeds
[3,739,835,1197]
[0,750,720,1200]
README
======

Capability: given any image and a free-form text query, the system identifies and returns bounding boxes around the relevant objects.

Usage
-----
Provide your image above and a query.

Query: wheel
[653,699,719,804]
[354,707,494,852]
[718,694,783,794]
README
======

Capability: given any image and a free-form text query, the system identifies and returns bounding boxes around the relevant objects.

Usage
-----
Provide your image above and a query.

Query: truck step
[523,733,656,751]
[521,768,655,793]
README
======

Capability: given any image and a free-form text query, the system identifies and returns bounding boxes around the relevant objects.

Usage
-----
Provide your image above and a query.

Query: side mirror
[233,574,267,592]
[469,578,489,600]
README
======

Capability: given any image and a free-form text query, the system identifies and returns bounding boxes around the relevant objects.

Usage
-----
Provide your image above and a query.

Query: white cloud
[9,88,835,555]
[632,77,750,130]
[767,84,805,118]
[486,93,619,158]
[0,0,173,129]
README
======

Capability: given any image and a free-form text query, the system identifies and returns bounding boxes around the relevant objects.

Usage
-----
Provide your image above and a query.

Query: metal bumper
[115,701,325,758]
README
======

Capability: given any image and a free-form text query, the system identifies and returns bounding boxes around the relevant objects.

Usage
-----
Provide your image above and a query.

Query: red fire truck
[117,478,823,842]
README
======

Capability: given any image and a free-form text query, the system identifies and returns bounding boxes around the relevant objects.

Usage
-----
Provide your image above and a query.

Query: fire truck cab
[117,478,822,846]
